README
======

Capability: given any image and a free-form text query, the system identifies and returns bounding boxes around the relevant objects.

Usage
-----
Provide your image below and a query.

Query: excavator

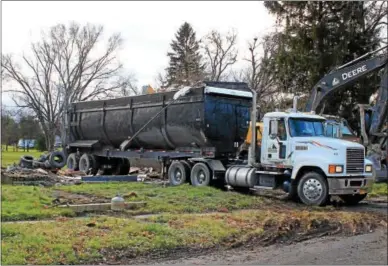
[305,45,388,182]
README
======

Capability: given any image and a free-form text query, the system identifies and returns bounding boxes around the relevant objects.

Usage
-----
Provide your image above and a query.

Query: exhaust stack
[292,96,299,112]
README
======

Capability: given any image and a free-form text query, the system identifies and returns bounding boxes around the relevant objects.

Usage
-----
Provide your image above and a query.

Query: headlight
[365,165,373,173]
[329,165,343,173]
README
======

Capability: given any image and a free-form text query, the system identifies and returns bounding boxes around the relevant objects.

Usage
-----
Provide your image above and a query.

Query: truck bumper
[327,176,374,195]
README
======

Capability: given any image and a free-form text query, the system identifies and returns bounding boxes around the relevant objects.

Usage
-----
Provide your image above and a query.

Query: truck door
[266,118,289,162]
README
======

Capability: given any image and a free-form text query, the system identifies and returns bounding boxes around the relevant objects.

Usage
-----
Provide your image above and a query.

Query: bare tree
[1,106,19,151]
[229,34,281,113]
[119,73,139,96]
[153,71,168,91]
[2,22,132,150]
[202,29,238,81]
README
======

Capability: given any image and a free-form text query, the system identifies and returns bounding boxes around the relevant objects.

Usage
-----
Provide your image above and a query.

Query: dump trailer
[66,81,374,206]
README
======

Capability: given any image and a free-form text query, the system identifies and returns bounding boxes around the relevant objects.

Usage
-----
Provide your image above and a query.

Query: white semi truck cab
[225,110,374,206]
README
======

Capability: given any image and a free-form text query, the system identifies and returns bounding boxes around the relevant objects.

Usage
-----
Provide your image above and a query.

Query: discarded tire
[48,151,66,168]
[66,153,79,171]
[38,154,49,163]
[20,155,34,169]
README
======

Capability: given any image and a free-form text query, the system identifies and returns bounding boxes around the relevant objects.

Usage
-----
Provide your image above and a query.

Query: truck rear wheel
[339,194,367,205]
[190,162,211,187]
[168,161,189,186]
[297,172,329,206]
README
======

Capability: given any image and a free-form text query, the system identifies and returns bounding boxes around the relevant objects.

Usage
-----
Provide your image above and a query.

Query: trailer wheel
[66,153,79,171]
[297,172,329,206]
[180,160,192,183]
[190,162,212,187]
[168,161,188,186]
[79,153,92,173]
[339,194,367,205]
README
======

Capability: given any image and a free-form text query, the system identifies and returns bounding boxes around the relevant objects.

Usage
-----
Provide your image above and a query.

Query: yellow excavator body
[245,121,264,146]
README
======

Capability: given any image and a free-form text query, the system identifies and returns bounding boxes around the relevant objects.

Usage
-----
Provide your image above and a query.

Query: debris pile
[19,151,66,171]
[1,167,82,186]
[129,167,161,179]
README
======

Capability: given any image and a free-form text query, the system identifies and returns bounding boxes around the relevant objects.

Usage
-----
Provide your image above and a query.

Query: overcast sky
[1,1,276,106]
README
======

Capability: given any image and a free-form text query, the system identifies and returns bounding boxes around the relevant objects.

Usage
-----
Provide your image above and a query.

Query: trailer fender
[188,158,226,179]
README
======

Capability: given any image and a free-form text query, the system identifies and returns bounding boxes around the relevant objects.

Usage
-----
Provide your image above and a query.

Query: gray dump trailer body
[67,82,253,158]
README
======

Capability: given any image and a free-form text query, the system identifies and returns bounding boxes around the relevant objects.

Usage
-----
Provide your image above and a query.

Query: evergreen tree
[264,1,387,125]
[166,22,205,87]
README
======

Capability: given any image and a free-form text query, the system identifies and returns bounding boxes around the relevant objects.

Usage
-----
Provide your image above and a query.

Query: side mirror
[270,120,278,139]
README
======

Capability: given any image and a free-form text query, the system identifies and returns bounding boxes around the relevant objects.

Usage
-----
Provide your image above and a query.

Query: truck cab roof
[264,111,326,120]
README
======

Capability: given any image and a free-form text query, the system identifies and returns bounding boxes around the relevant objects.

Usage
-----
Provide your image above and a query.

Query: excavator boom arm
[305,53,387,113]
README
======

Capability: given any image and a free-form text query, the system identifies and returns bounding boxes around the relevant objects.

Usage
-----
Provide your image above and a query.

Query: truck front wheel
[339,194,367,205]
[297,172,329,206]
[190,163,211,187]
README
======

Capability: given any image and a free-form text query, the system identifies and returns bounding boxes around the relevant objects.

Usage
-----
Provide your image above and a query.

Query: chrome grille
[346,148,364,174]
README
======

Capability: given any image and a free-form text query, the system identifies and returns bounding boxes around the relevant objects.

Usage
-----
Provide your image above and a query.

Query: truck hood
[294,136,364,150]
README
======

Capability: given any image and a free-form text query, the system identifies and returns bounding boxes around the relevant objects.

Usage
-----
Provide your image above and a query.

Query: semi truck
[65,81,374,206]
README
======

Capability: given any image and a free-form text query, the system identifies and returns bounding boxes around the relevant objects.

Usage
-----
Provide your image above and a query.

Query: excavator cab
[322,115,360,143]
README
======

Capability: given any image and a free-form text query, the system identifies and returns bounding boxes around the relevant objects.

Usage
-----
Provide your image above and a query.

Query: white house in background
[17,139,36,148]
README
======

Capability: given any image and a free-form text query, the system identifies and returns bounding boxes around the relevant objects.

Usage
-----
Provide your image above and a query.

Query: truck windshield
[289,118,325,137]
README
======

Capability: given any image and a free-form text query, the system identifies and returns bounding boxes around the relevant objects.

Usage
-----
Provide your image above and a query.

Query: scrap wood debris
[1,165,164,186]
[1,166,82,186]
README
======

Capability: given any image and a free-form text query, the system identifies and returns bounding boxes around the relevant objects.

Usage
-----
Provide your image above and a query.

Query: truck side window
[278,119,287,140]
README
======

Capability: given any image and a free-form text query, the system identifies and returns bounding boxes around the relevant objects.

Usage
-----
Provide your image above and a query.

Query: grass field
[1,183,264,221]
[1,185,75,221]
[1,178,387,264]
[2,181,387,222]
[1,148,45,168]
[1,208,384,265]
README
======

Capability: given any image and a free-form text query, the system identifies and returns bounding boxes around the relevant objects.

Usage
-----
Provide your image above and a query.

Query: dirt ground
[52,190,111,205]
[146,228,387,265]
[110,199,388,265]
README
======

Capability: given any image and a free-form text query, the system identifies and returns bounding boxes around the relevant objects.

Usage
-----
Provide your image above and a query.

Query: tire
[66,153,79,171]
[49,151,66,168]
[297,172,329,206]
[38,154,49,163]
[284,180,299,202]
[20,155,34,169]
[190,162,212,187]
[180,160,192,184]
[79,153,91,173]
[111,158,130,175]
[339,194,367,205]
[168,161,188,186]
[79,153,99,174]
